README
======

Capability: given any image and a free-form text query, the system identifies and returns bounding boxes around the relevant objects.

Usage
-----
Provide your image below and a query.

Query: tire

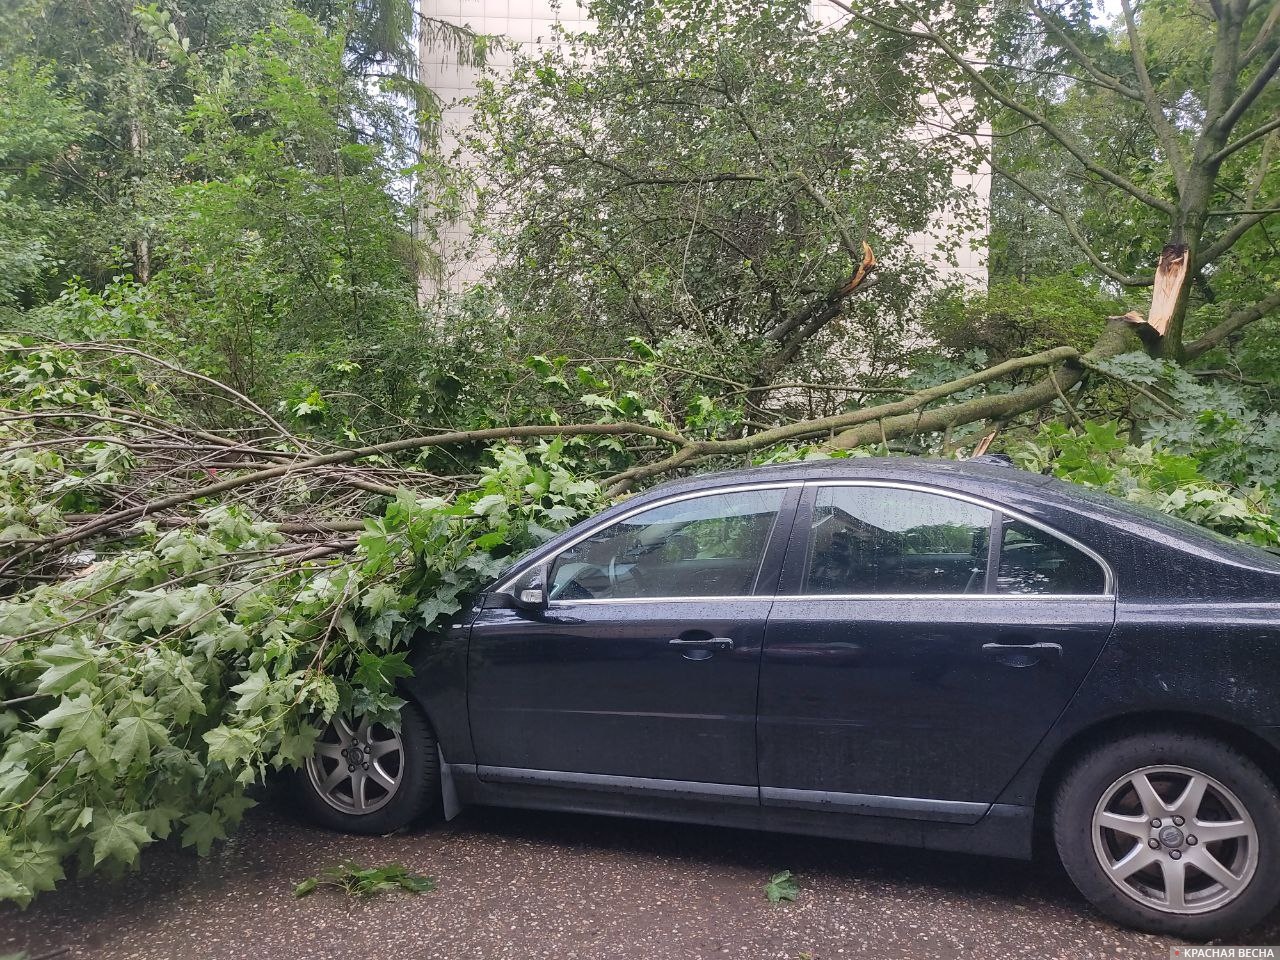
[296,699,440,834]
[1053,730,1280,938]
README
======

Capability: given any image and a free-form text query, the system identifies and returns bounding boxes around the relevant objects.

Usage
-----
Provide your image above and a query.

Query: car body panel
[466,597,772,784]
[758,594,1116,809]
[396,458,1280,860]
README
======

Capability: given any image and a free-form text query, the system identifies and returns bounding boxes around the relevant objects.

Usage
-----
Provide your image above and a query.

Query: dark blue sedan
[296,458,1280,938]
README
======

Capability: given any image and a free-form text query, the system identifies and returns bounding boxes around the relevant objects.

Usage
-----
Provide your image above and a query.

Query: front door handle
[669,637,734,650]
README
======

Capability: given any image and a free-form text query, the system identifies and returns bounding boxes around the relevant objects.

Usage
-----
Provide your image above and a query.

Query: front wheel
[1054,731,1280,938]
[296,700,439,834]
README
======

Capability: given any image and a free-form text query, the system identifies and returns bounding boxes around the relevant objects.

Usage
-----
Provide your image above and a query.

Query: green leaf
[294,876,318,898]
[109,715,169,769]
[353,652,413,696]
[229,669,272,713]
[180,811,225,857]
[34,641,98,696]
[397,872,436,894]
[764,870,799,903]
[0,868,32,906]
[203,725,256,767]
[90,811,152,866]
[4,841,64,905]
[625,336,658,360]
[34,693,106,761]
[471,494,508,519]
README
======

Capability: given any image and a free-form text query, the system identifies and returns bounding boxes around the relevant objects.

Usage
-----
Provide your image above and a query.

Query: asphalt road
[4,801,1278,960]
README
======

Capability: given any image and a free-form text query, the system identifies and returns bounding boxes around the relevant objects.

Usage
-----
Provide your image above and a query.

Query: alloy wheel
[305,715,405,815]
[1091,764,1258,915]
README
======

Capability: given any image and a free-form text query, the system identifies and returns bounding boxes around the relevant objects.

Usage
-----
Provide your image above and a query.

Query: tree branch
[1029,3,1144,101]
[1119,0,1189,188]
[1217,40,1280,135]
[826,318,1144,449]
[992,160,1155,286]
[606,344,1087,492]
[1184,288,1280,359]
[1241,0,1280,63]
[0,422,687,574]
[830,0,1177,214]
[1209,117,1280,164]
[1198,208,1277,264]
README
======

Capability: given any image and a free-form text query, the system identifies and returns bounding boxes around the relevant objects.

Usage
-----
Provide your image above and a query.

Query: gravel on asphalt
[3,802,1277,960]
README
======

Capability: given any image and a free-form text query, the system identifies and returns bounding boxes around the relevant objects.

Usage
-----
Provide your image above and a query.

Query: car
[295,457,1280,938]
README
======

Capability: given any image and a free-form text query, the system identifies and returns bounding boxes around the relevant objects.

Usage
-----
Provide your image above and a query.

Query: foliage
[0,59,85,306]
[0,340,605,906]
[764,870,800,903]
[0,0,1278,914]
[927,275,1126,360]
[1013,420,1280,547]
[467,0,984,387]
[293,861,435,898]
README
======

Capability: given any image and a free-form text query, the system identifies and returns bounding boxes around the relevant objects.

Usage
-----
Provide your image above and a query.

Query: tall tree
[833,0,1280,363]
[467,0,986,394]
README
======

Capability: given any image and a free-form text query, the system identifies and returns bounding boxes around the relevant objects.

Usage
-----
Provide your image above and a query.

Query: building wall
[418,0,989,297]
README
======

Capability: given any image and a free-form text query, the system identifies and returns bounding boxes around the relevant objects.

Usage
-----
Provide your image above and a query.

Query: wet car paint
[397,457,1280,859]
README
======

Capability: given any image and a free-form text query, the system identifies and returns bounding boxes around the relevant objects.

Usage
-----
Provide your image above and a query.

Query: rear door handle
[669,637,734,650]
[981,640,1062,667]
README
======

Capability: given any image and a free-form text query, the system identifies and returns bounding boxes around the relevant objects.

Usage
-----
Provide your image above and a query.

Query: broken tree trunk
[1146,244,1191,339]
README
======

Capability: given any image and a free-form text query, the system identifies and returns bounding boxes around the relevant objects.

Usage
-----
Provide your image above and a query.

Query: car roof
[632,456,1057,498]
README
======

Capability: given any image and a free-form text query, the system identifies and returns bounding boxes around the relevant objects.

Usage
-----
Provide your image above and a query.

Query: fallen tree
[3,293,1278,904]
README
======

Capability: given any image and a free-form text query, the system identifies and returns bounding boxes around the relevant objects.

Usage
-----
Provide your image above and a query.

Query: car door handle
[669,637,735,650]
[981,641,1062,667]
[982,641,1062,654]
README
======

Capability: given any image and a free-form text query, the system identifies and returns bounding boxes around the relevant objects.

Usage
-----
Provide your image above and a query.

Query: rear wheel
[297,700,438,834]
[1054,731,1280,938]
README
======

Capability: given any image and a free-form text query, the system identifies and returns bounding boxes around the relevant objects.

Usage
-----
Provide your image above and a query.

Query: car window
[548,488,786,601]
[803,486,994,595]
[996,518,1107,595]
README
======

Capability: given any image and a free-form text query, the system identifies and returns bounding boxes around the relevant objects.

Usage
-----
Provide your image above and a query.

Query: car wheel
[297,700,439,834]
[1054,731,1280,938]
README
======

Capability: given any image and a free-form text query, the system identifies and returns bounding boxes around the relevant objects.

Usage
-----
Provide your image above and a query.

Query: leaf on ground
[764,870,800,903]
[294,862,435,899]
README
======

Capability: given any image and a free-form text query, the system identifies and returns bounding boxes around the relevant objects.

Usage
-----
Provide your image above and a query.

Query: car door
[757,481,1116,821]
[468,483,799,796]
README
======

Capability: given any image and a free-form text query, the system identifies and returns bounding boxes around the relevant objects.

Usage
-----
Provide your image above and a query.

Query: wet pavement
[3,802,1278,960]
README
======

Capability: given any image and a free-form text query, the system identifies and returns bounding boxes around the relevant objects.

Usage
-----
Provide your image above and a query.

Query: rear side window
[996,519,1107,595]
[803,486,994,595]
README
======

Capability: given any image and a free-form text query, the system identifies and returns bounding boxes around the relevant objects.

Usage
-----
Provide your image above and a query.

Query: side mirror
[507,565,549,613]
[517,585,546,608]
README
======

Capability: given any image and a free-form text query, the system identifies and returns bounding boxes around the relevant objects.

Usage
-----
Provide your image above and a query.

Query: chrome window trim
[797,479,1116,597]
[553,596,776,606]
[497,476,1116,601]
[555,593,1115,606]
[495,481,804,594]
[769,593,1116,602]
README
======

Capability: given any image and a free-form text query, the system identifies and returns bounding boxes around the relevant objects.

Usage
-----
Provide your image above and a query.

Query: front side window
[803,486,994,595]
[996,519,1107,594]
[548,488,786,601]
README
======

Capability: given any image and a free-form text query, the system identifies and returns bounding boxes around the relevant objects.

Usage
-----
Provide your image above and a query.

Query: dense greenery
[0,0,1277,904]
